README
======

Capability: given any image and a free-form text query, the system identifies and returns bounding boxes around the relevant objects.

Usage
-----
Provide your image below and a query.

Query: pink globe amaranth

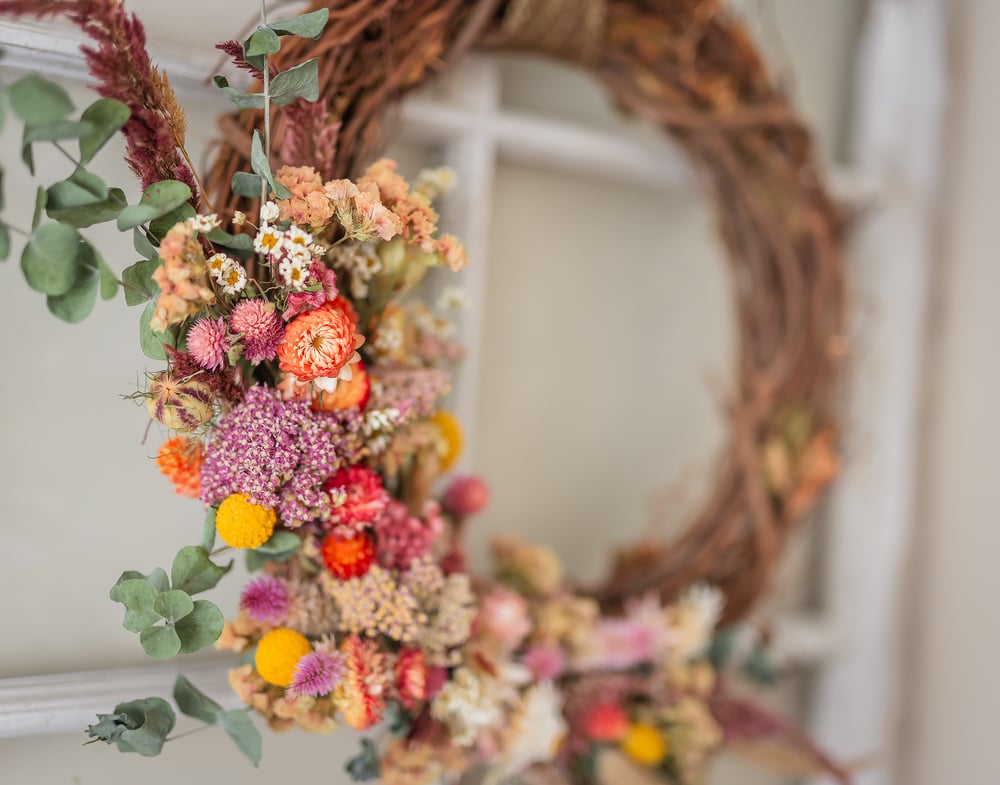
[442,474,490,517]
[230,299,284,365]
[186,316,228,371]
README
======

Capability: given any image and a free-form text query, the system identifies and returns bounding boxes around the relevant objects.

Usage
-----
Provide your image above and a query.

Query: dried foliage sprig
[0,0,200,205]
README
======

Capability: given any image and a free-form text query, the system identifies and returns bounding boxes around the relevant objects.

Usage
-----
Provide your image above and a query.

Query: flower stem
[259,0,271,213]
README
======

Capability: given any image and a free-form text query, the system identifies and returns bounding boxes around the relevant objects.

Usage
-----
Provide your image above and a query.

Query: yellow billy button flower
[256,628,311,687]
[431,410,463,471]
[215,493,276,549]
[621,722,670,767]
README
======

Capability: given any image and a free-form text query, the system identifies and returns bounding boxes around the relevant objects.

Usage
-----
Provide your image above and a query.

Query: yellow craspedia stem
[215,493,276,549]
[256,628,311,687]
[431,410,463,471]
[621,722,669,767]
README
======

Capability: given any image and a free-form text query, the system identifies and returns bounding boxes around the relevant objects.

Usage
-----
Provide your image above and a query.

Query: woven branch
[209,0,846,623]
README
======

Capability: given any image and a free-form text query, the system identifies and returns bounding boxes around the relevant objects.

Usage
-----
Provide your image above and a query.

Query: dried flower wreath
[0,0,848,783]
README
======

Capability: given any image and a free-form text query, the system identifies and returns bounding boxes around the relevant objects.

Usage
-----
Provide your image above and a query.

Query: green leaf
[79,97,130,163]
[245,530,300,572]
[46,171,124,228]
[116,180,192,231]
[153,589,194,623]
[140,299,178,360]
[171,545,232,595]
[0,224,10,263]
[86,712,130,744]
[133,228,157,260]
[205,227,254,255]
[149,202,195,242]
[706,627,737,671]
[173,675,224,724]
[113,567,171,594]
[121,256,161,306]
[345,738,381,781]
[221,710,262,766]
[140,624,182,658]
[250,130,292,198]
[231,171,264,198]
[96,251,119,300]
[109,578,160,633]
[111,698,176,756]
[9,74,73,125]
[46,267,98,322]
[245,27,281,57]
[21,120,93,173]
[269,58,320,106]
[212,76,266,110]
[201,508,217,552]
[0,86,7,136]
[20,222,81,296]
[174,599,224,654]
[267,8,330,39]
[32,186,46,231]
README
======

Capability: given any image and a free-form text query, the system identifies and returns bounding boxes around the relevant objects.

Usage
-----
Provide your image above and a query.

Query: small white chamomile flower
[232,210,247,226]
[278,258,309,290]
[253,225,283,256]
[207,253,233,282]
[282,227,314,262]
[219,261,247,295]
[259,201,280,223]
[190,213,221,233]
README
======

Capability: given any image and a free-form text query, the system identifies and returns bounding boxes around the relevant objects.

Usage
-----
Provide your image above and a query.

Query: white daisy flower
[207,253,232,282]
[190,213,221,233]
[253,225,283,256]
[259,201,280,223]
[219,261,247,295]
[278,258,309,290]
[282,226,314,263]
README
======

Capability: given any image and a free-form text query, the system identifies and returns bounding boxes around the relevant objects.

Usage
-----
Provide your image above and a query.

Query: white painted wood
[807,1,950,783]
[0,659,240,739]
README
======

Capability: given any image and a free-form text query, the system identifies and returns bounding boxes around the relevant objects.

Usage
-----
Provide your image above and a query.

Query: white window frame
[0,12,948,785]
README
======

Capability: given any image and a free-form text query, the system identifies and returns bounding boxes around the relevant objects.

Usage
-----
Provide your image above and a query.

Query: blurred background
[0,0,995,783]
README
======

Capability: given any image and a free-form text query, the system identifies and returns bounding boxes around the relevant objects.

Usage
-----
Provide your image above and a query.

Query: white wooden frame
[0,12,944,783]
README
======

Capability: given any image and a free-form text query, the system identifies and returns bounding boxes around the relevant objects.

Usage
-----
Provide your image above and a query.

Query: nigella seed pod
[145,371,215,433]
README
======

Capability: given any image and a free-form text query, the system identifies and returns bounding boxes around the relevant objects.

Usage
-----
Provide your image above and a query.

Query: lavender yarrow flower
[200,387,364,525]
[239,576,289,624]
[287,649,345,698]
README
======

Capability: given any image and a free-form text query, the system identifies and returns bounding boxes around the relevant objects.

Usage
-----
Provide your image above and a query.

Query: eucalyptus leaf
[245,27,281,57]
[133,228,157,260]
[201,508,217,552]
[269,58,320,106]
[46,267,98,323]
[149,203,195,241]
[174,599,224,654]
[212,76,266,110]
[253,530,300,557]
[86,711,129,744]
[231,171,264,198]
[21,120,93,173]
[109,578,160,633]
[345,738,381,781]
[79,97,130,163]
[221,710,262,766]
[9,74,73,125]
[153,589,194,623]
[173,675,224,725]
[20,222,81,296]
[110,698,176,757]
[113,567,171,595]
[205,227,254,256]
[171,545,232,595]
[121,256,161,306]
[140,624,182,659]
[96,251,119,300]
[139,299,178,360]
[250,130,292,198]
[116,180,192,231]
[267,8,330,39]
[46,172,123,228]
[0,224,10,263]
[32,186,46,231]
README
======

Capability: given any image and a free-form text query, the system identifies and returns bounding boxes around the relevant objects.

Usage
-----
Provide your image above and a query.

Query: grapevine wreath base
[0,0,849,783]
[207,0,847,622]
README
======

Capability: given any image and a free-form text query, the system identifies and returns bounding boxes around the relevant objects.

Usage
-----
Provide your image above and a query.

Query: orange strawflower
[156,436,203,498]
[321,531,375,580]
[312,361,371,411]
[277,302,365,392]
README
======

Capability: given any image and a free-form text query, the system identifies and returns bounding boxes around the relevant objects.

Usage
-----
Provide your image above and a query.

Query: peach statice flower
[151,220,215,331]
[277,301,364,393]
[275,165,334,229]
[230,299,284,365]
[287,648,345,699]
[239,575,290,625]
[155,436,203,498]
[187,317,228,371]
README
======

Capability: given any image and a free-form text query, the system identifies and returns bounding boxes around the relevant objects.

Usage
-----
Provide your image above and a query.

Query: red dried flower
[321,531,376,580]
